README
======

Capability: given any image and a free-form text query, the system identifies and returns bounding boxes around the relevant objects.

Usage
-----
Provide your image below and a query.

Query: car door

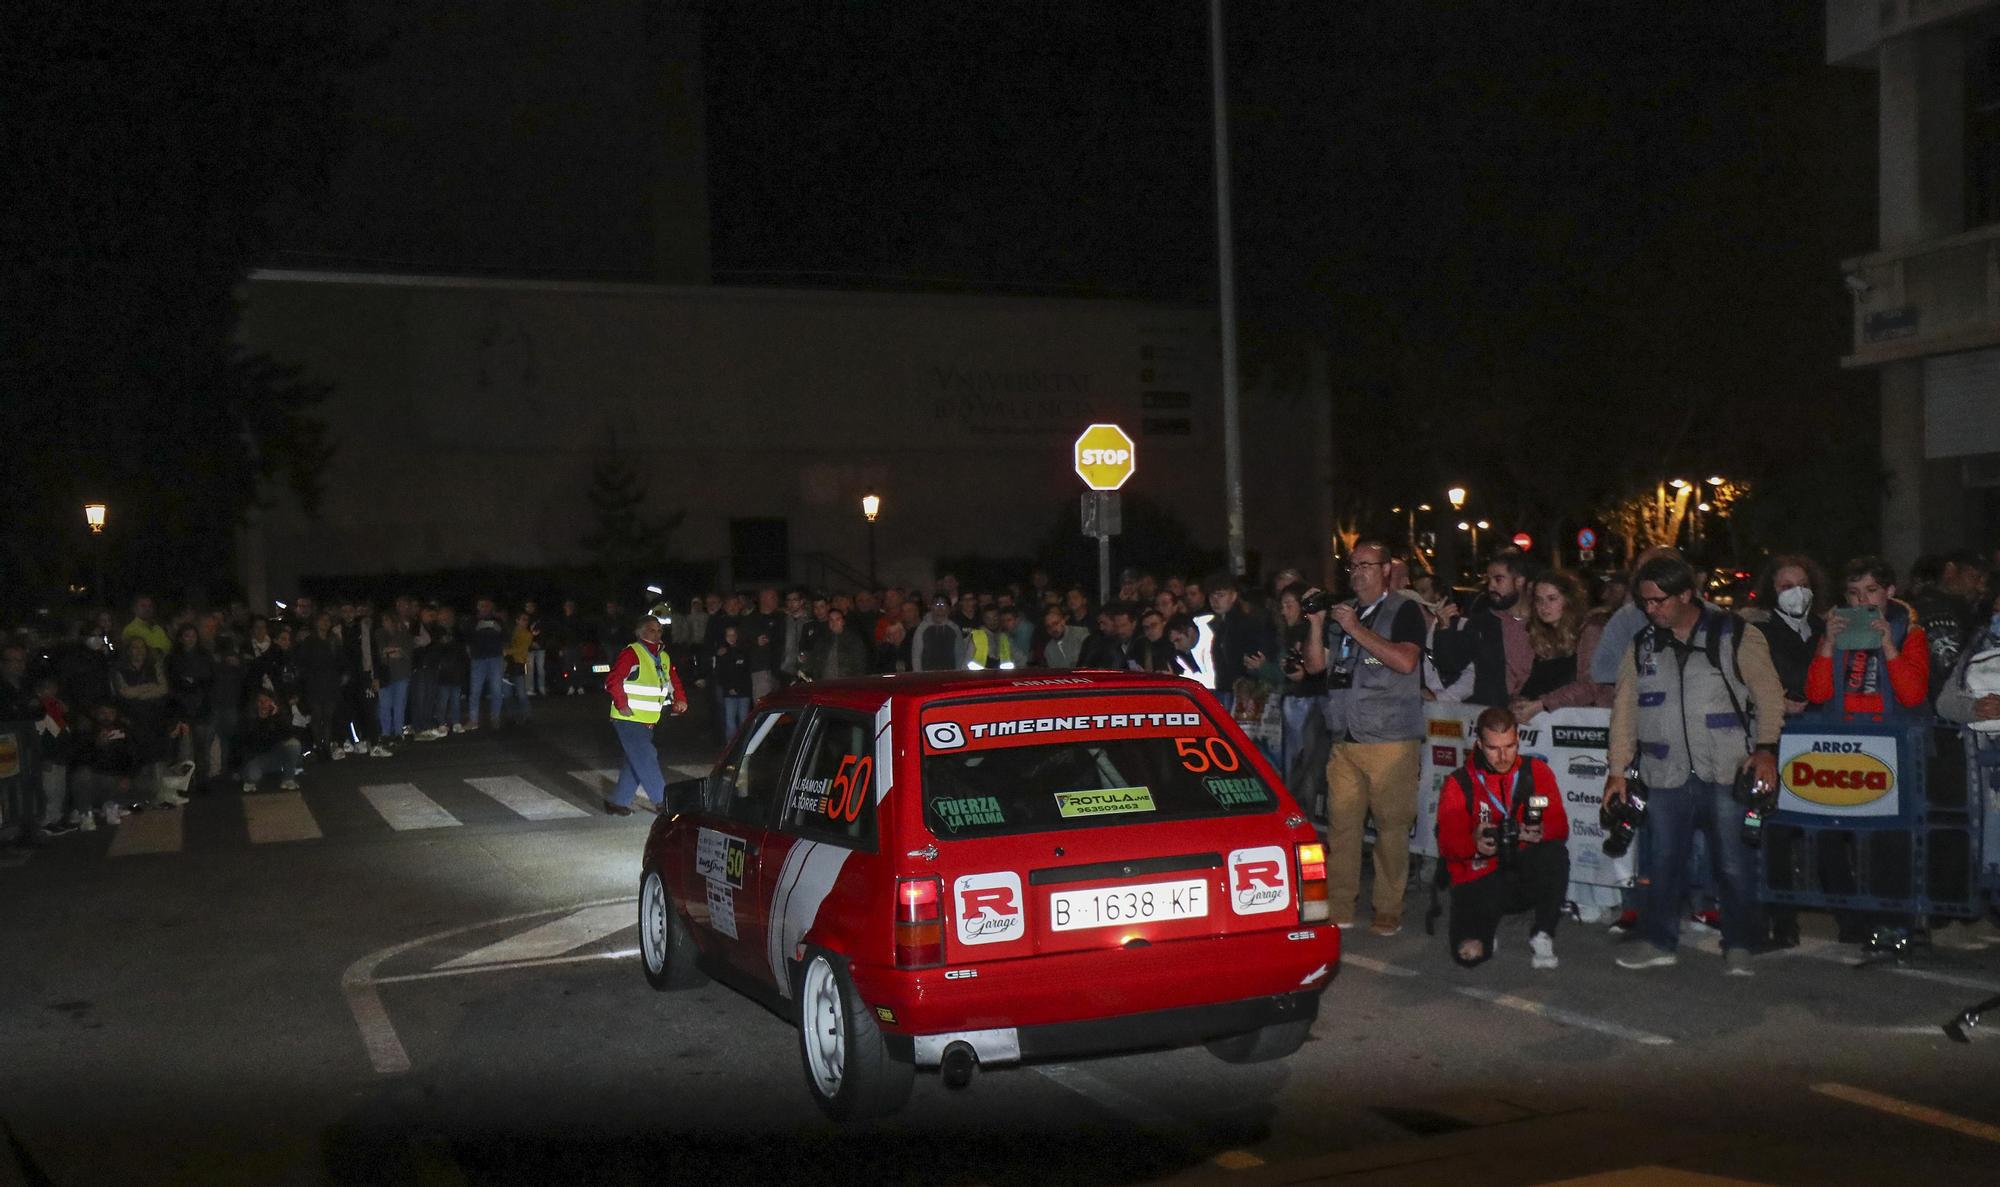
[758,709,882,989]
[690,705,803,982]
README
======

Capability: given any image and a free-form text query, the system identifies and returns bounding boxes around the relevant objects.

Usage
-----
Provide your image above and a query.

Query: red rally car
[636,670,1339,1120]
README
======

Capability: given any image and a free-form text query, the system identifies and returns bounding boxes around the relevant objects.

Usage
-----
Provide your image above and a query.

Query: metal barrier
[1758,671,1993,920]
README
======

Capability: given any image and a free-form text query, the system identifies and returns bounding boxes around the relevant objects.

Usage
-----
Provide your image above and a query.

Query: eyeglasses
[1637,593,1679,609]
[1346,560,1385,573]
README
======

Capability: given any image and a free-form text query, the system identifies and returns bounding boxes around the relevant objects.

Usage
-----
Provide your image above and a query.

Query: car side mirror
[661,776,705,815]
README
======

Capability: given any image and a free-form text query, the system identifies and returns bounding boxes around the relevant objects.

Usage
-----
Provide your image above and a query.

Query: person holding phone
[1805,556,1929,716]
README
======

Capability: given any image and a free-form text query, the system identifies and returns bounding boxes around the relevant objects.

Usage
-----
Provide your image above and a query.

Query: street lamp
[860,490,881,587]
[1668,477,1690,490]
[1446,486,1467,511]
[83,502,107,603]
[1705,475,1724,486]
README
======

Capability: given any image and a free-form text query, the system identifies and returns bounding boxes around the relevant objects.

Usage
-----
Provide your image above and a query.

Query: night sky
[2,1,1884,606]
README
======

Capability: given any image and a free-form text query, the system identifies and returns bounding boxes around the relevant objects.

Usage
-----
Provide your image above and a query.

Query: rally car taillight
[1296,842,1328,923]
[895,876,945,968]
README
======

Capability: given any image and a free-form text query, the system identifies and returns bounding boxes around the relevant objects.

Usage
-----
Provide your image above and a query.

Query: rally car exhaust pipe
[940,1041,979,1089]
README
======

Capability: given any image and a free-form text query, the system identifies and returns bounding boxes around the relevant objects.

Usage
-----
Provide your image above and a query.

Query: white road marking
[1342,954,1421,978]
[1453,986,1673,1046]
[1855,1024,1997,1041]
[373,947,640,985]
[1813,1082,2000,1145]
[568,768,618,793]
[464,775,587,820]
[435,902,634,970]
[107,807,183,856]
[1794,943,2000,993]
[340,896,634,1074]
[361,783,461,831]
[1035,1063,1181,1129]
[243,791,322,843]
[668,763,711,780]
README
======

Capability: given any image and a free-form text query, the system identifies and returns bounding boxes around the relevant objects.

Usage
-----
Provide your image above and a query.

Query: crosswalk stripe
[436,902,634,970]
[361,783,462,831]
[568,769,617,792]
[243,791,323,844]
[108,808,184,857]
[464,775,588,820]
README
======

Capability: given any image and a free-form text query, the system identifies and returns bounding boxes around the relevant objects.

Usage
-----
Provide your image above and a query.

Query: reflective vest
[610,642,675,725]
[967,630,1013,669]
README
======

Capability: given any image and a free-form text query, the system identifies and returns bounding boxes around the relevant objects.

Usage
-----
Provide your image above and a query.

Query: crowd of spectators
[5,545,1997,875]
[0,592,618,838]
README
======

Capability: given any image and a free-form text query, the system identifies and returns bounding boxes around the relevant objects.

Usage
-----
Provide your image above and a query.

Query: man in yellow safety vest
[602,611,688,816]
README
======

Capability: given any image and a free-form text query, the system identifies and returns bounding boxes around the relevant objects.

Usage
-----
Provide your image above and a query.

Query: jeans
[408,669,438,732]
[469,657,505,726]
[503,669,531,721]
[527,649,547,694]
[1450,841,1570,965]
[1280,694,1320,787]
[609,717,666,808]
[436,684,464,728]
[721,694,750,742]
[1640,777,1760,955]
[377,679,410,737]
[242,738,303,785]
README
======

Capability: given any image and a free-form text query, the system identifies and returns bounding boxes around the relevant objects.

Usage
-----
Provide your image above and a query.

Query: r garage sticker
[1228,846,1292,915]
[953,871,1025,945]
[921,692,1212,755]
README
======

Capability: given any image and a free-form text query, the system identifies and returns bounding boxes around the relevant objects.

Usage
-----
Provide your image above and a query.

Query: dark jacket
[467,614,509,661]
[1431,600,1519,707]
[709,642,753,697]
[1209,605,1276,690]
[167,646,215,720]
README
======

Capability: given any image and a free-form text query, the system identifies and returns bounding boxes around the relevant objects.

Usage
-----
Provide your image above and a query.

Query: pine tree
[583,429,683,593]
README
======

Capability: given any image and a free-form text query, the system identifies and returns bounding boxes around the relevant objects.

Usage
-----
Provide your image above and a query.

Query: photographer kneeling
[1437,706,1570,969]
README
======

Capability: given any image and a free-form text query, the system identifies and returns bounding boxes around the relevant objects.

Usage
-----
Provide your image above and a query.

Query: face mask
[1776,586,1812,618]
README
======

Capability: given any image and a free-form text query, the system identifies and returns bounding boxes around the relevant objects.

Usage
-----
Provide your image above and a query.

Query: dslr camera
[1600,770,1649,858]
[1280,644,1306,676]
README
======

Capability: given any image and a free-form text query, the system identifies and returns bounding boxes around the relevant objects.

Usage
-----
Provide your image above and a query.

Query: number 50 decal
[828,754,873,822]
[1174,736,1240,773]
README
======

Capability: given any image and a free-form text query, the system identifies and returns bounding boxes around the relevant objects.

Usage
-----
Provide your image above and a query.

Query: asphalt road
[4,696,1999,1186]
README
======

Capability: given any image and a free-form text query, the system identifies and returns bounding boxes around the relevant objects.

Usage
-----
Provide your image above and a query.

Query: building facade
[236,270,1331,599]
[1831,0,2000,564]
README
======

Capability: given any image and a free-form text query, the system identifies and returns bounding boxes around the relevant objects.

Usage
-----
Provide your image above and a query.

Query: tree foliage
[583,429,686,593]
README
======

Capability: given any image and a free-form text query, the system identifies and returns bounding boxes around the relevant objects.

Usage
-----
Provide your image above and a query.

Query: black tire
[639,869,706,990]
[1204,1018,1313,1064]
[794,949,915,1122]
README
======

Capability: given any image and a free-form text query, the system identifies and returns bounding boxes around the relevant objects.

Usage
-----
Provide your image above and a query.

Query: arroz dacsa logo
[1227,846,1291,915]
[925,721,967,751]
[953,871,1024,945]
[1783,747,1895,808]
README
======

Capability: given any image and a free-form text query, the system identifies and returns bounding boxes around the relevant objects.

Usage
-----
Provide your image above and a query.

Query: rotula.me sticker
[1053,786,1156,819]
[1203,776,1268,807]
[933,795,1006,831]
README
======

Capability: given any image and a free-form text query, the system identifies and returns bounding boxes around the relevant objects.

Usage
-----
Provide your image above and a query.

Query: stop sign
[1073,423,1137,491]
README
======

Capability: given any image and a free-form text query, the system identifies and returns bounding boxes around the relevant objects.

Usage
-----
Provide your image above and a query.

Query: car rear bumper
[897,990,1322,1067]
[857,926,1339,1066]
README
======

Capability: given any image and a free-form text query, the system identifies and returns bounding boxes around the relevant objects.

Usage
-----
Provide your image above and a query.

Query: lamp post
[83,502,107,603]
[861,490,881,587]
[1447,486,1467,512]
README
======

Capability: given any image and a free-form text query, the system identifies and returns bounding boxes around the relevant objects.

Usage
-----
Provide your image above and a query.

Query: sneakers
[415,727,447,741]
[461,722,479,733]
[242,780,259,795]
[332,746,348,761]
[1683,909,1721,935]
[602,800,633,817]
[368,744,393,758]
[101,804,123,827]
[450,723,466,734]
[279,777,301,791]
[1530,931,1558,970]
[1607,909,1640,935]
[1616,948,1678,970]
[78,813,97,832]
[1723,948,1754,976]
[1369,915,1403,938]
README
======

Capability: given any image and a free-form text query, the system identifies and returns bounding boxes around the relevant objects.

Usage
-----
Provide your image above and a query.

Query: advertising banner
[1413,704,1633,889]
[1775,729,1902,818]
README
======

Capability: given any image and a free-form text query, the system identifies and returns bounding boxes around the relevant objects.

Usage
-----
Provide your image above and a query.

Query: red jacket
[1436,755,1568,886]
[604,639,689,716]
[1805,626,1928,717]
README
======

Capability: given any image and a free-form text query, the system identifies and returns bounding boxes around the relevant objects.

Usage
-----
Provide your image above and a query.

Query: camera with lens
[1299,589,1335,616]
[1600,770,1649,858]
[1739,783,1778,848]
[1280,645,1306,675]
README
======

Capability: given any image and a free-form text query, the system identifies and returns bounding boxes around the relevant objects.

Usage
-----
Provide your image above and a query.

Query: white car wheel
[793,950,913,1121]
[638,870,704,990]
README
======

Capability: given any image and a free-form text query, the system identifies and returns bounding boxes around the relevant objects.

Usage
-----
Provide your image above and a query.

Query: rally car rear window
[918,690,1277,839]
